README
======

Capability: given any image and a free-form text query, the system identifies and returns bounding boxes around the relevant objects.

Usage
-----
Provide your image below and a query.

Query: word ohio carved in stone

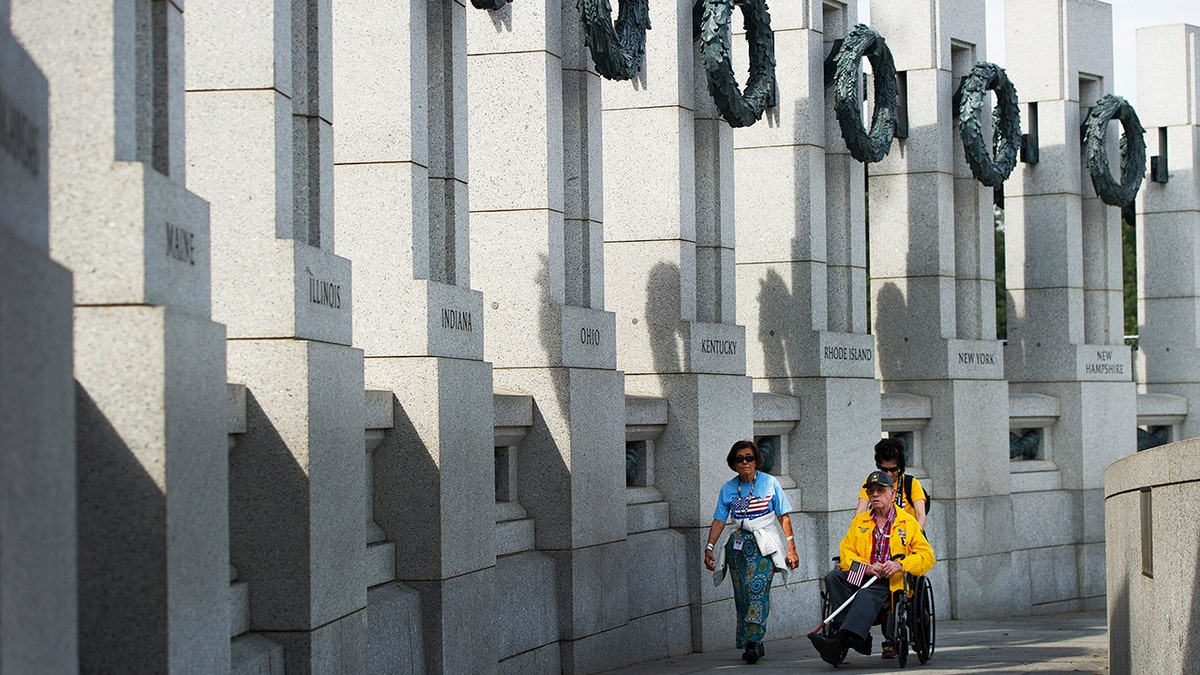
[696,0,777,128]
[579,0,651,81]
[1084,94,1146,208]
[956,61,1022,188]
[833,24,898,164]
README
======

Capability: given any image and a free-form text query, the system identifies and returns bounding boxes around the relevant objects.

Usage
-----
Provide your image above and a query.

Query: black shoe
[808,633,843,666]
[757,641,765,658]
[742,640,760,664]
[838,629,872,656]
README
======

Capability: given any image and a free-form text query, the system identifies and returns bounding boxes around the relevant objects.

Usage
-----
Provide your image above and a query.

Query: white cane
[810,554,904,634]
[810,574,881,634]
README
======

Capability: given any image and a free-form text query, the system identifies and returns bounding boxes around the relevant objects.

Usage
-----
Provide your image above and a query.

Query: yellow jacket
[838,507,935,593]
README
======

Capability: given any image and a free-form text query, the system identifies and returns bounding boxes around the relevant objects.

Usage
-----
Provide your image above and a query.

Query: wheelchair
[818,559,935,667]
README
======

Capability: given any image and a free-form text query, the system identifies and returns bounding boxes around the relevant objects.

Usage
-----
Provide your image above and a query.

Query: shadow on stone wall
[1107,565,1131,674]
[756,266,795,391]
[76,382,167,672]
[873,281,907,382]
[646,261,684,378]
[229,390,313,628]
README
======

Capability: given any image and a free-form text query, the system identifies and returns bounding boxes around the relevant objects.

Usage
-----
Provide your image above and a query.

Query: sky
[861,0,1200,107]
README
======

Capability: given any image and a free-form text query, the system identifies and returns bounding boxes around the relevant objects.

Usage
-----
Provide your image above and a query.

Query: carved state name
[441,308,473,332]
[165,223,196,265]
[309,277,342,309]
[0,85,40,177]
[1085,349,1124,375]
[701,339,737,355]
[824,346,872,361]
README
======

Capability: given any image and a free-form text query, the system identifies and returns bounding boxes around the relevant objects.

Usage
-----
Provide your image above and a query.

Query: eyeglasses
[877,465,901,474]
[734,455,757,464]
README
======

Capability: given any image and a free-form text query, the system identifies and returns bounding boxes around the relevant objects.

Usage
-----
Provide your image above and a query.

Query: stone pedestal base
[75,305,229,672]
[227,339,366,668]
[0,231,76,672]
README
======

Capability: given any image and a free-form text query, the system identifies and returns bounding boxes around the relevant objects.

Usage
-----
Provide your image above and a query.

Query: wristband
[706,543,714,551]
[786,535,794,541]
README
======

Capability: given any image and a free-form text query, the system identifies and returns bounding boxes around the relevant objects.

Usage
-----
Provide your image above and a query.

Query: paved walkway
[601,611,1108,674]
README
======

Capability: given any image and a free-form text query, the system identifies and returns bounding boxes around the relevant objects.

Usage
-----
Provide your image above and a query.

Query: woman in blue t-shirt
[703,439,799,664]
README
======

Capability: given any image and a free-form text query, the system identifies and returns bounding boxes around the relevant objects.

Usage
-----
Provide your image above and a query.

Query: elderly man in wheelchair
[809,470,935,667]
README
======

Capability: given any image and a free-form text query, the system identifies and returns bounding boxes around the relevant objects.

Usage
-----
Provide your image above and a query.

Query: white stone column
[1134,24,1200,439]
[602,0,752,653]
[0,2,76,671]
[1003,0,1135,614]
[186,0,366,670]
[12,0,230,670]
[468,2,631,670]
[332,1,495,672]
[733,0,881,576]
[869,0,1016,618]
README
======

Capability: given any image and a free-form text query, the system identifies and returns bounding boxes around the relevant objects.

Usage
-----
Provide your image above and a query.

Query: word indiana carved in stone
[440,308,473,332]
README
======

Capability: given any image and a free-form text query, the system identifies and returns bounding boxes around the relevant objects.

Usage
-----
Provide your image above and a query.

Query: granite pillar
[332,0,495,672]
[732,0,880,572]
[1003,0,1136,613]
[469,2,628,670]
[13,0,230,669]
[869,0,1017,618]
[602,0,752,652]
[186,0,366,670]
[0,2,76,670]
[1134,24,1200,440]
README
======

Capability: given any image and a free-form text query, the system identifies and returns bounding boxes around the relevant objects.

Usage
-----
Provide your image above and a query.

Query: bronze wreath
[956,62,1021,187]
[833,24,898,163]
[697,0,777,128]
[1083,94,1146,208]
[579,0,651,81]
[470,0,511,10]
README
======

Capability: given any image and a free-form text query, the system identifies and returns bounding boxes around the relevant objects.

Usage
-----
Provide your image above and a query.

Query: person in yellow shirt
[810,470,935,665]
[855,438,926,529]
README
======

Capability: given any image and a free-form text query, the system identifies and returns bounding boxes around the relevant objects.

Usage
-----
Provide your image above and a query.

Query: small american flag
[846,560,867,587]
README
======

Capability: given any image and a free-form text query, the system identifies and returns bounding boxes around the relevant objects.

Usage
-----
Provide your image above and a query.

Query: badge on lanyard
[733,537,745,551]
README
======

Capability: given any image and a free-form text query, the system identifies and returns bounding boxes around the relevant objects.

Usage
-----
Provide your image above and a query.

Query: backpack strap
[903,474,914,507]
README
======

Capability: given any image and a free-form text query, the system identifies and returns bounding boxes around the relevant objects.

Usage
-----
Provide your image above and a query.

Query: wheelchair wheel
[912,576,935,663]
[819,588,849,666]
[891,594,909,668]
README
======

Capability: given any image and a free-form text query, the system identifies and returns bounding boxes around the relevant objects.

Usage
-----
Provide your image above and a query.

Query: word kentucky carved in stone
[701,339,737,355]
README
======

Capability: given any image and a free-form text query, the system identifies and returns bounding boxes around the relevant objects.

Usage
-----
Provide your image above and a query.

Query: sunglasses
[876,465,901,473]
[733,455,757,464]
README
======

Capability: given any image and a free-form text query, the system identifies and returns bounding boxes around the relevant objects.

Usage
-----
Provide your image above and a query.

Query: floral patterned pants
[728,530,773,648]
